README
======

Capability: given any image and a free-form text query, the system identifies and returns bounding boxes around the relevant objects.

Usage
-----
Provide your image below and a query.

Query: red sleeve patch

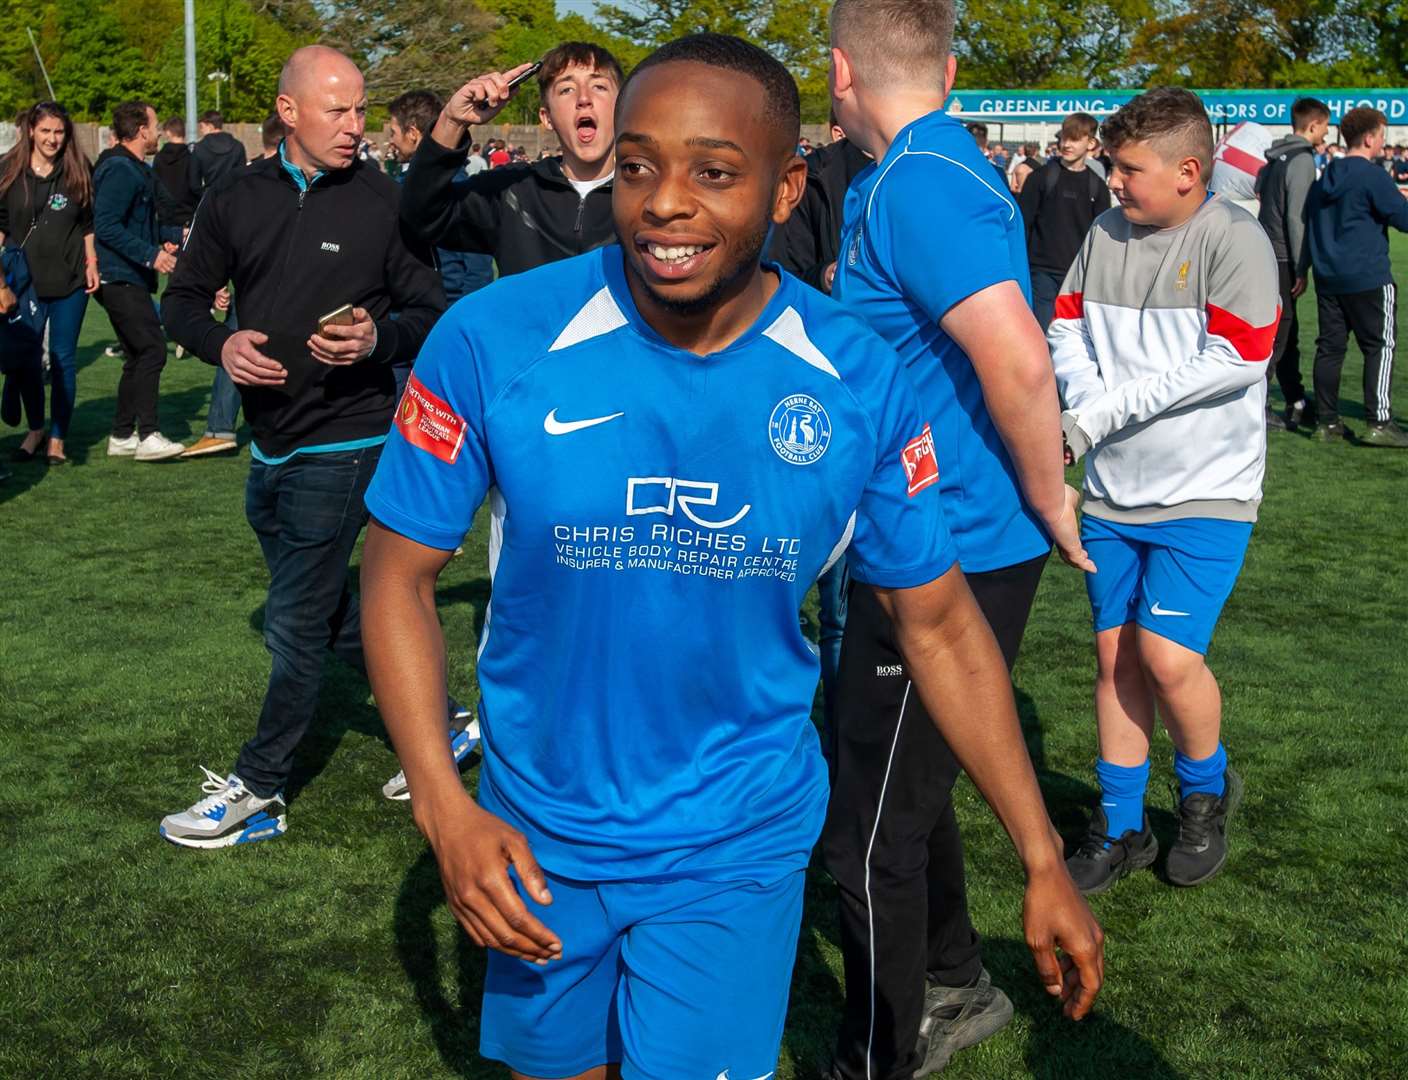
[1206,302,1278,361]
[1053,292,1084,320]
[396,373,467,464]
[901,424,940,497]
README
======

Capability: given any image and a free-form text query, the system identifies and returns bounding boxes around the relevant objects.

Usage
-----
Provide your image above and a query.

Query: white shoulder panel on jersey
[762,305,840,379]
[478,486,508,662]
[820,512,857,577]
[549,285,629,352]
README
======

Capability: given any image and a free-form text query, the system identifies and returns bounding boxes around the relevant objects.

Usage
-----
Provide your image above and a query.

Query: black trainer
[914,967,1013,1077]
[1166,767,1243,887]
[1065,807,1158,895]
[1314,420,1352,442]
[1285,397,1316,432]
[1360,420,1408,448]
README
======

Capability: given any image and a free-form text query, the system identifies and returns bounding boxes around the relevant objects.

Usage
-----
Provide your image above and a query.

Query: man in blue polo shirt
[821,2,1096,1078]
[360,34,1101,1080]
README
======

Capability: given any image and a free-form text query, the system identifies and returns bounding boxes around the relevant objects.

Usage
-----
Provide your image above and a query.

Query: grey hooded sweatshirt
[1255,133,1316,271]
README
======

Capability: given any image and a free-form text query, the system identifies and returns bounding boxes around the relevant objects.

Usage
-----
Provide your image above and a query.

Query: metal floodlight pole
[208,71,229,112]
[185,0,198,136]
[27,27,56,101]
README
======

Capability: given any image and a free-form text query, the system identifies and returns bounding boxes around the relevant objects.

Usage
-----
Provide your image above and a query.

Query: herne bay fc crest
[769,394,832,465]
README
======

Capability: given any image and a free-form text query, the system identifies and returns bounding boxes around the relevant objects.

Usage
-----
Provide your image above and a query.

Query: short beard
[632,218,770,318]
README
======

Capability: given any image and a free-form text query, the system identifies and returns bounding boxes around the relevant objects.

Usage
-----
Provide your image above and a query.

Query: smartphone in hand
[317,303,356,335]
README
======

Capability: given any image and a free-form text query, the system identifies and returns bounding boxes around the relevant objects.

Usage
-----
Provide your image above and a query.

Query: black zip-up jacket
[766,138,870,292]
[162,154,444,457]
[189,131,248,195]
[93,146,182,291]
[152,142,198,229]
[0,160,93,298]
[400,135,615,276]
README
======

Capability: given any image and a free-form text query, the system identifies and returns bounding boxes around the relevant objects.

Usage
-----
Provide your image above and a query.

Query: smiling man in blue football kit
[360,34,1102,1080]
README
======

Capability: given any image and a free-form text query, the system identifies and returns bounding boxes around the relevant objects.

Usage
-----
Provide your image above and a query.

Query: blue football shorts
[480,867,805,1080]
[1081,515,1253,655]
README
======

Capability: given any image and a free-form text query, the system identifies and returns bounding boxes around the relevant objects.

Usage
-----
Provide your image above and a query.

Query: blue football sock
[1174,743,1227,800]
[1094,758,1149,840]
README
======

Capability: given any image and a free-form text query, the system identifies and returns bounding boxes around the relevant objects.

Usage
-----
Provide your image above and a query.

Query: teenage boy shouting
[1050,88,1278,894]
[1019,111,1111,330]
[400,42,621,276]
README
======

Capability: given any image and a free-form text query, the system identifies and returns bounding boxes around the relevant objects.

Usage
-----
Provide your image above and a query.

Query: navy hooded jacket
[93,146,182,291]
[1306,156,1408,295]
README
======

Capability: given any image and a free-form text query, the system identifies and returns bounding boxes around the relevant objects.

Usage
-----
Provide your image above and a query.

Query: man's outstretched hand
[433,62,540,147]
[1024,864,1104,1020]
[417,793,563,965]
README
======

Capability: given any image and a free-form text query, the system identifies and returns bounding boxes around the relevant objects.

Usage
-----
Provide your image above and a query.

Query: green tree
[478,0,572,124]
[954,0,1156,88]
[0,0,307,123]
[1131,0,1344,87]
[249,0,322,38]
[35,1,151,120]
[1335,0,1408,84]
[322,0,497,102]
[590,0,833,121]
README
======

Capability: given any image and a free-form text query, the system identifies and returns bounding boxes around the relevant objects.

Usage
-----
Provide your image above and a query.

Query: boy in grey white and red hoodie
[1048,88,1279,896]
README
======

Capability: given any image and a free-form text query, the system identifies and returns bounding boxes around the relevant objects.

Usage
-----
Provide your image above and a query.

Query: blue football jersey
[365,246,957,882]
[835,109,1051,573]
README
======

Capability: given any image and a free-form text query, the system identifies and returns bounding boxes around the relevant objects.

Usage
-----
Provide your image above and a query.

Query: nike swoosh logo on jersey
[715,1072,774,1080]
[543,409,624,435]
[1149,602,1191,617]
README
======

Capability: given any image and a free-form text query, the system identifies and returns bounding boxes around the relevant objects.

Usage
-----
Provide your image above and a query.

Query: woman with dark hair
[0,101,99,464]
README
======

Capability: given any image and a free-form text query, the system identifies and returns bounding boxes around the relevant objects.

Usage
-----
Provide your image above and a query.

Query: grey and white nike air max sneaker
[382,716,481,801]
[160,767,287,848]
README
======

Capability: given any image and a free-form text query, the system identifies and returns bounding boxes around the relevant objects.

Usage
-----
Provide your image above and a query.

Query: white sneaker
[383,716,480,801]
[134,433,186,462]
[107,434,140,456]
[160,767,286,848]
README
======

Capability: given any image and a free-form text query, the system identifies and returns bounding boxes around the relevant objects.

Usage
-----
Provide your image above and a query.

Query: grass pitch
[1,239,1405,1078]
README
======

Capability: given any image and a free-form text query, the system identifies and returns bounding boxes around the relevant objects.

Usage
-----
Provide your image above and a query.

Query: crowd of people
[1,0,1406,1076]
[371,132,555,175]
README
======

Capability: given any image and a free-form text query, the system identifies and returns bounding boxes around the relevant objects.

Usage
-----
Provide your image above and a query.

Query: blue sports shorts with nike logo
[480,868,802,1079]
[1080,515,1254,654]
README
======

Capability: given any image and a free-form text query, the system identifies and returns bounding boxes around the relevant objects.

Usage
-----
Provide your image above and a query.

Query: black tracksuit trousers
[822,554,1047,1080]
[1268,260,1308,408]
[1314,283,1398,425]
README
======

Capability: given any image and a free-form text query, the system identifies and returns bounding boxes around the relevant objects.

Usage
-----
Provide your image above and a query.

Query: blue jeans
[234,445,382,797]
[1031,268,1064,333]
[439,248,494,304]
[205,302,242,439]
[2,287,87,437]
[37,288,88,439]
